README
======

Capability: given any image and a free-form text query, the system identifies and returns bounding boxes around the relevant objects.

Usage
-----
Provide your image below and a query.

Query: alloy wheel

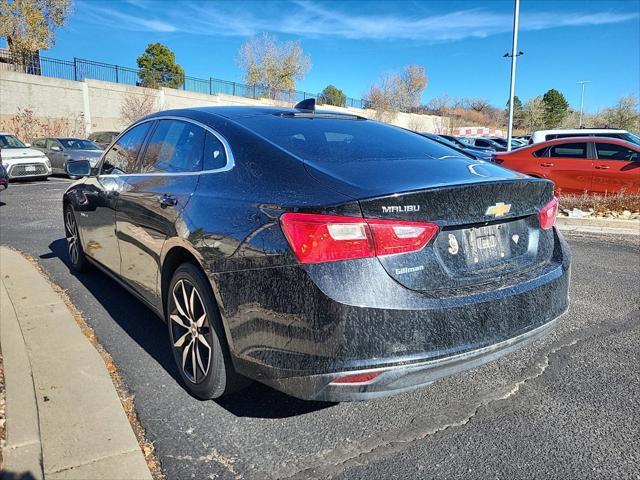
[65,209,80,265]
[170,279,212,383]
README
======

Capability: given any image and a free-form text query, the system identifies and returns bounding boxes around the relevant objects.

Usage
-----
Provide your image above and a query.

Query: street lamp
[504,0,522,152]
[577,80,592,128]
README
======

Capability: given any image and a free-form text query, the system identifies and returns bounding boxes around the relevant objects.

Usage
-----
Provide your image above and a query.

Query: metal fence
[0,50,368,109]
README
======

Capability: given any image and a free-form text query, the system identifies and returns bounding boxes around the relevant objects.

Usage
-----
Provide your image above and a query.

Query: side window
[549,143,588,159]
[46,139,59,150]
[476,139,489,147]
[101,123,151,175]
[139,120,205,173]
[595,143,637,161]
[203,133,227,170]
[533,147,549,158]
[32,139,46,148]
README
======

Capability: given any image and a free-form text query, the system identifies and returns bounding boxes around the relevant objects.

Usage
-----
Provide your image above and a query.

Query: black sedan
[62,102,570,402]
[31,137,103,176]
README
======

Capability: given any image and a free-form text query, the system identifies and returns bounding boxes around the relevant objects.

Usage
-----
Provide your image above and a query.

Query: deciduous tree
[596,95,640,131]
[237,33,311,99]
[523,96,546,132]
[137,43,184,89]
[120,92,158,126]
[365,65,428,121]
[0,0,73,56]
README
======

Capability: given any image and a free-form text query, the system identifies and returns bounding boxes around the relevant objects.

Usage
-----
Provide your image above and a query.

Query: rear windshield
[237,115,463,162]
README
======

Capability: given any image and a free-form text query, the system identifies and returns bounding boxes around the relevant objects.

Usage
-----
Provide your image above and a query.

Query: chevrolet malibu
[62,102,570,401]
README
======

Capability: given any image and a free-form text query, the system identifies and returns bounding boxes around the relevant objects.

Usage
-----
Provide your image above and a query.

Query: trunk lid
[357,178,556,293]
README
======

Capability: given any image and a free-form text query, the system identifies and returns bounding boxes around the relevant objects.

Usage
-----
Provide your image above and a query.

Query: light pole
[577,80,591,128]
[504,0,522,152]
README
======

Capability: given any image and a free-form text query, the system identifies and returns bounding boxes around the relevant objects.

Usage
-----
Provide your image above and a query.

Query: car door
[541,142,593,194]
[46,139,66,173]
[76,122,153,273]
[592,142,640,194]
[115,118,204,307]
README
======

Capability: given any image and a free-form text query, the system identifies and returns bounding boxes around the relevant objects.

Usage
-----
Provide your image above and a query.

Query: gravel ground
[0,178,638,479]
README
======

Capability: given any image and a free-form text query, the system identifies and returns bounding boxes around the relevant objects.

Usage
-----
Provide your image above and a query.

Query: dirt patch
[559,193,640,217]
[19,252,165,480]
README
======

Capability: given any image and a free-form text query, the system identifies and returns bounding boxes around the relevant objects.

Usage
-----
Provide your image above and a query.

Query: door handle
[158,195,178,208]
[540,162,554,167]
[595,165,611,170]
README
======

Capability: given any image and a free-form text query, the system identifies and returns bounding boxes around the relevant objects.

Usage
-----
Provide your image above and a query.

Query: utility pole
[577,80,592,128]
[504,0,522,152]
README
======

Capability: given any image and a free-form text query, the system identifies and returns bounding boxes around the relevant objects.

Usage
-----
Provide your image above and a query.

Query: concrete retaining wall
[0,70,449,137]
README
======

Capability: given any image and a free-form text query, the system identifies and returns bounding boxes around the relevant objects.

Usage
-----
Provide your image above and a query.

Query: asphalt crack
[282,314,640,480]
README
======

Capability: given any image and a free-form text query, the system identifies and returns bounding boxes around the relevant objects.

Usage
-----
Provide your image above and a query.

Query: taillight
[539,196,558,230]
[280,213,439,264]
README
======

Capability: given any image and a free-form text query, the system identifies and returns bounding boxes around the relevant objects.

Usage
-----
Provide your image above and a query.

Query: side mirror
[51,145,62,152]
[66,159,91,178]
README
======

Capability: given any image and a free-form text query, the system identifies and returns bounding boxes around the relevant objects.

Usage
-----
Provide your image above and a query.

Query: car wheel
[64,205,88,272]
[167,263,248,399]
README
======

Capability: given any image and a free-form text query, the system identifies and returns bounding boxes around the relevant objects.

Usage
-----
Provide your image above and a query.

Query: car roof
[145,105,359,121]
[533,128,627,135]
[519,136,639,151]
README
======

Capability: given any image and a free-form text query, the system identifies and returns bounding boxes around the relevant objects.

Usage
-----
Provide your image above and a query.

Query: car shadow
[43,238,335,419]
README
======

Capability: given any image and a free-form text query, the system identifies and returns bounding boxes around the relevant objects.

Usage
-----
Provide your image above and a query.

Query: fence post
[209,77,212,95]
[115,65,119,83]
[253,85,256,99]
[232,82,236,97]
[73,57,78,81]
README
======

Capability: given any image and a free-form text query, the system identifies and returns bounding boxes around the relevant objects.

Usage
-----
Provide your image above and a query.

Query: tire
[64,205,89,272]
[166,263,248,399]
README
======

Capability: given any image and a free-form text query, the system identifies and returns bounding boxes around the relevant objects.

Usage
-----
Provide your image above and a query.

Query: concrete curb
[556,216,640,236]
[0,247,152,480]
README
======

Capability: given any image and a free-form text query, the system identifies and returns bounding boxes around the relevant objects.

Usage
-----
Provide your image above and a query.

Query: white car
[0,132,52,181]
[530,128,640,145]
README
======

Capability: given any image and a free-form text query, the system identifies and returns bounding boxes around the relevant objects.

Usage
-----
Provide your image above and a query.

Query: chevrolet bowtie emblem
[485,202,512,217]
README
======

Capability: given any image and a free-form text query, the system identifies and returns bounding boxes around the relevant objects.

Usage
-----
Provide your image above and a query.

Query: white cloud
[78,0,638,41]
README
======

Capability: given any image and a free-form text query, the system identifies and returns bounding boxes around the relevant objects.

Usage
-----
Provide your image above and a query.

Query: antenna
[294,98,316,112]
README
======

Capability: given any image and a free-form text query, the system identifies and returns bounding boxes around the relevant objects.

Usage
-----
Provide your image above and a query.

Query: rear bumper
[218,229,571,401]
[265,312,563,401]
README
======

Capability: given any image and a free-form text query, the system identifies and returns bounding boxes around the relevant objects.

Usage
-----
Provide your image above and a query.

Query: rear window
[236,115,462,162]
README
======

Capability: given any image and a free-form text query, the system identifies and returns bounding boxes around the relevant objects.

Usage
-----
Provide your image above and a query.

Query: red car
[493,137,640,194]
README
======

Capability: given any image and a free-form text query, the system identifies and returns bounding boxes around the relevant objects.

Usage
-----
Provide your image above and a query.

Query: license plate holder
[465,225,507,266]
[26,165,36,172]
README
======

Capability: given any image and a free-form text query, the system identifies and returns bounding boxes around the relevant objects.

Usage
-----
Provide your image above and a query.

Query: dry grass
[559,192,640,215]
[19,252,165,480]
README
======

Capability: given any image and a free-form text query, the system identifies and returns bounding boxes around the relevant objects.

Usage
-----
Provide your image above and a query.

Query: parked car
[31,137,103,177]
[418,132,492,161]
[0,132,51,181]
[88,131,120,149]
[529,128,640,145]
[460,137,508,152]
[63,103,570,402]
[489,137,525,149]
[493,137,640,194]
[434,134,494,161]
[0,163,8,192]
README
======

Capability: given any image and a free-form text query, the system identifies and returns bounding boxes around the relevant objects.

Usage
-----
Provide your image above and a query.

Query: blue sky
[9,0,640,112]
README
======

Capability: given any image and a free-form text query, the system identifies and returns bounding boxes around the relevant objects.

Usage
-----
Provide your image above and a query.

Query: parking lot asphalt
[1,178,639,480]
